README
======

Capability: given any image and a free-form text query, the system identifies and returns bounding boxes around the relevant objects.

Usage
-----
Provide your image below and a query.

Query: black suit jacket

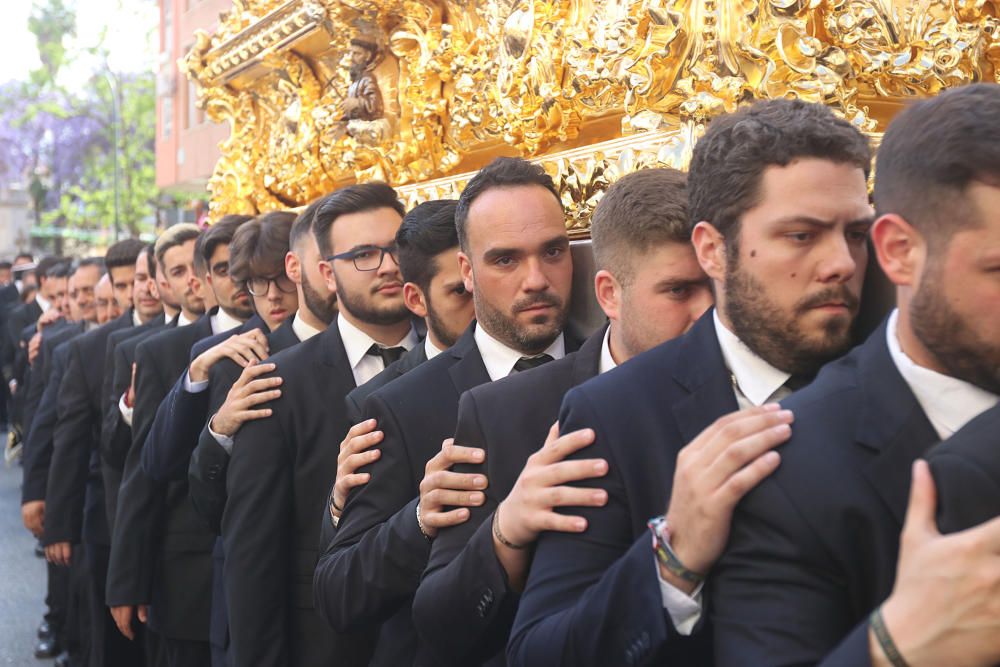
[44,312,135,548]
[21,319,75,440]
[223,321,363,667]
[710,322,945,667]
[188,319,298,535]
[509,312,731,667]
[928,403,1000,533]
[106,314,215,641]
[316,324,580,667]
[344,342,428,424]
[99,316,167,529]
[414,326,605,666]
[141,312,266,482]
[20,322,84,504]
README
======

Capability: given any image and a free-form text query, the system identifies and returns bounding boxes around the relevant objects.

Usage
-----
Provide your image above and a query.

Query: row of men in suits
[17,80,1000,667]
[316,83,1000,667]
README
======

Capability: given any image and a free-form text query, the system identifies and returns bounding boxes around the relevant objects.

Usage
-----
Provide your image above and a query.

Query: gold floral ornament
[184,0,1000,228]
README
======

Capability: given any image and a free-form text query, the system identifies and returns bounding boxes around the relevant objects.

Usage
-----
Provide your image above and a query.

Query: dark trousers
[45,560,70,646]
[85,542,146,667]
[162,636,212,667]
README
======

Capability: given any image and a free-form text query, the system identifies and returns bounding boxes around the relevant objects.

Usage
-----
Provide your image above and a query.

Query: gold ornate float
[183,0,1000,234]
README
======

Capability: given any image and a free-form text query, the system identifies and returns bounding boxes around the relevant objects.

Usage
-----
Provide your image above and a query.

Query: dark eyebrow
[655,277,710,291]
[772,215,875,229]
[482,234,569,263]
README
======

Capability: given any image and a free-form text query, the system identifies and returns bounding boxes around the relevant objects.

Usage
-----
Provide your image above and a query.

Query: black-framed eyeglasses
[326,245,398,272]
[246,274,296,297]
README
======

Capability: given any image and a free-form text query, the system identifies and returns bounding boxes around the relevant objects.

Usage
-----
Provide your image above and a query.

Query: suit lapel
[571,324,607,385]
[447,324,491,395]
[856,324,939,526]
[670,312,741,444]
[320,320,358,389]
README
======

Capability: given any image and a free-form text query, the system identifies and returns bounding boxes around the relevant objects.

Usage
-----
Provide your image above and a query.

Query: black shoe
[34,636,60,659]
[34,540,44,559]
[54,651,71,667]
[36,620,53,640]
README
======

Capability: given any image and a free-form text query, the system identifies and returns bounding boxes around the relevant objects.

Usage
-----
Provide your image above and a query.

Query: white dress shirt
[425,336,444,361]
[36,293,51,313]
[886,309,998,439]
[338,314,419,387]
[132,309,144,328]
[714,310,793,408]
[211,308,244,336]
[291,313,323,342]
[473,325,566,382]
[176,311,195,328]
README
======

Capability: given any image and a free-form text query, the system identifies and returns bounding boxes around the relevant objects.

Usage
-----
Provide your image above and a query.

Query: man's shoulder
[370,344,459,403]
[468,351,579,407]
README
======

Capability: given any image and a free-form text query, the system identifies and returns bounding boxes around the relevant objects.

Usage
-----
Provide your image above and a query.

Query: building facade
[155,0,231,224]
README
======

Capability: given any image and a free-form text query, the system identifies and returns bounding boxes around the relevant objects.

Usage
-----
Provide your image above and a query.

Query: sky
[0,0,158,86]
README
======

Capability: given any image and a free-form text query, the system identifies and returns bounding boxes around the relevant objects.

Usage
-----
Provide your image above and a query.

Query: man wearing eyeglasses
[222,183,418,667]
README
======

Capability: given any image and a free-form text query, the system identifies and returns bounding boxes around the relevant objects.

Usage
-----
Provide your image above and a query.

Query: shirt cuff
[118,393,133,427]
[208,415,234,455]
[184,370,209,393]
[653,551,703,635]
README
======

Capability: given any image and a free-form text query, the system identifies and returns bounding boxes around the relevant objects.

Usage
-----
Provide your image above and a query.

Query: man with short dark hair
[107,221,255,667]
[314,157,578,667]
[223,183,418,667]
[508,98,874,666]
[712,83,1000,667]
[38,239,153,667]
[412,167,713,665]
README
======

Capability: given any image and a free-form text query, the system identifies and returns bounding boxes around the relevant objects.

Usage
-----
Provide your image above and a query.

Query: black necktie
[512,354,554,374]
[367,344,406,367]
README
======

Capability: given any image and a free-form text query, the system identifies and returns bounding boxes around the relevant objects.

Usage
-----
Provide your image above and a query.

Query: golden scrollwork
[183,0,1000,228]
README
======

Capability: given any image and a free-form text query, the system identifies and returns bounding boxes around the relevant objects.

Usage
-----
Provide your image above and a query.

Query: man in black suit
[507,99,875,667]
[223,183,419,667]
[711,84,1000,667]
[325,199,475,537]
[314,158,577,667]
[412,167,714,665]
[39,240,152,667]
[104,224,225,666]
[142,212,294,484]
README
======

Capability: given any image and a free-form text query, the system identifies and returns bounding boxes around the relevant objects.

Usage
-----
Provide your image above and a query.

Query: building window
[162,97,173,139]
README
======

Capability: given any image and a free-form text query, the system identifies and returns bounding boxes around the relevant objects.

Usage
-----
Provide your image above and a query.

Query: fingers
[111,608,134,640]
[233,386,282,409]
[699,406,792,462]
[335,472,371,495]
[339,448,381,475]
[540,484,608,508]
[534,458,608,487]
[902,459,939,541]
[717,450,781,506]
[703,418,791,491]
[421,487,486,509]
[538,428,596,464]
[422,507,472,529]
[533,510,589,533]
[424,470,488,492]
[427,441,484,472]
[340,419,380,450]
[234,362,276,388]
[137,605,148,623]
[340,429,384,459]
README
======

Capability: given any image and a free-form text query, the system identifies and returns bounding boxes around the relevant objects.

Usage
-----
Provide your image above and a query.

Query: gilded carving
[183,0,1000,227]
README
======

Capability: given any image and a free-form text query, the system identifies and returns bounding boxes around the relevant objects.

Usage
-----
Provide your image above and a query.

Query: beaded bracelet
[647,516,705,585]
[415,502,433,541]
[492,505,528,550]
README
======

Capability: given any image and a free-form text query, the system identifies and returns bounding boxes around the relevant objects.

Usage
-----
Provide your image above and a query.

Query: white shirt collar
[425,336,444,360]
[36,293,51,313]
[599,325,617,375]
[337,314,419,372]
[291,312,322,342]
[211,308,245,336]
[132,309,143,327]
[473,323,566,382]
[713,309,791,407]
[176,311,194,328]
[886,309,998,440]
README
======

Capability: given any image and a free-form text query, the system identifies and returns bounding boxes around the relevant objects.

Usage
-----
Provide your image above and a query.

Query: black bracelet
[870,606,910,667]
